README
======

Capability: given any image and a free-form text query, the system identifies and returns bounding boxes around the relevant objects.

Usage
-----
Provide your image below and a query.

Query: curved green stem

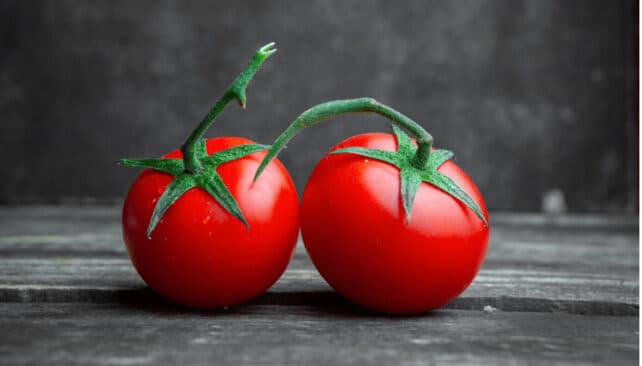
[253,98,433,181]
[181,42,277,173]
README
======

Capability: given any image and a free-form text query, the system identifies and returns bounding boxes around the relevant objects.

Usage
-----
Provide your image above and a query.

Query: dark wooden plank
[0,303,637,366]
[0,254,637,315]
[0,206,637,315]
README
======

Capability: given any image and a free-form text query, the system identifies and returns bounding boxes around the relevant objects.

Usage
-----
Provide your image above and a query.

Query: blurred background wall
[0,0,636,212]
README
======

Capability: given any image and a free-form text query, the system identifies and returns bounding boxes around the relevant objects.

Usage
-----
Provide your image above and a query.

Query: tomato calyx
[119,43,277,238]
[330,125,485,224]
[254,98,488,226]
[119,142,268,237]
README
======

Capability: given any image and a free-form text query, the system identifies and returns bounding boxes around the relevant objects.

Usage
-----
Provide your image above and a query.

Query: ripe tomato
[300,132,489,314]
[122,136,299,308]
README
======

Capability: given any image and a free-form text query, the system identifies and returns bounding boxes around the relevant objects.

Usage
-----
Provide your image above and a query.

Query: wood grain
[0,303,637,366]
[0,206,637,315]
[0,206,637,365]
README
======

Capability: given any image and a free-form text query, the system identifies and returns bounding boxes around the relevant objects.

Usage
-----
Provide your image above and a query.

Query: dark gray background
[0,0,636,212]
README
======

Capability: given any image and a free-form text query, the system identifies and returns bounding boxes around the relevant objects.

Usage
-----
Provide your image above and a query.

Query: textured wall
[0,0,636,212]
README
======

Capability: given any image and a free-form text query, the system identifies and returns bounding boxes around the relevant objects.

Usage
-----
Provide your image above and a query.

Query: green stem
[254,98,433,180]
[181,42,277,173]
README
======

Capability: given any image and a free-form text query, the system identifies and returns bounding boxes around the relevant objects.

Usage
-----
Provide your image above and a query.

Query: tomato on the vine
[119,43,299,308]
[122,137,298,308]
[255,98,489,314]
[300,133,487,314]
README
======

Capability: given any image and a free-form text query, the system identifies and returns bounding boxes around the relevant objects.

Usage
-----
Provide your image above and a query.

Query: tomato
[300,132,489,314]
[119,43,301,308]
[122,136,299,308]
[253,98,489,314]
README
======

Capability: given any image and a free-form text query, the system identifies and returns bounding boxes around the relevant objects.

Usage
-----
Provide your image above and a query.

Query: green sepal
[391,125,415,155]
[329,147,397,164]
[118,158,184,175]
[203,143,269,166]
[420,170,488,226]
[197,172,249,230]
[400,168,422,223]
[427,149,454,171]
[146,174,196,238]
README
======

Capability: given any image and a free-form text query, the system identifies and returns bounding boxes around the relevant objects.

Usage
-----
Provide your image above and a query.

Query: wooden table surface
[0,206,638,365]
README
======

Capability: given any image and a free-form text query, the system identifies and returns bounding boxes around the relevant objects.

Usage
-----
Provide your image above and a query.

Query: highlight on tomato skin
[122,137,299,309]
[299,132,489,314]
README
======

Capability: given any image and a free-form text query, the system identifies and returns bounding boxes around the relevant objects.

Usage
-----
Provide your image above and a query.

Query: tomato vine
[254,98,488,226]
[119,43,277,237]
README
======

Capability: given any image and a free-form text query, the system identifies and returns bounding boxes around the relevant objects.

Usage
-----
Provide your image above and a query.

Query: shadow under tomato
[111,287,446,319]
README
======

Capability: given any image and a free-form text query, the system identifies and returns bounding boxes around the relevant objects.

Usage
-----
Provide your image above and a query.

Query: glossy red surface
[301,133,489,314]
[122,137,299,308]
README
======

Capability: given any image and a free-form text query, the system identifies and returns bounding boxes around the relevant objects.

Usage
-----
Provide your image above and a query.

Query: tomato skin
[300,133,489,314]
[122,137,299,308]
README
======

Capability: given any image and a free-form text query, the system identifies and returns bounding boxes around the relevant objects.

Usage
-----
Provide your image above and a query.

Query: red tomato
[122,136,299,308]
[300,132,489,314]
